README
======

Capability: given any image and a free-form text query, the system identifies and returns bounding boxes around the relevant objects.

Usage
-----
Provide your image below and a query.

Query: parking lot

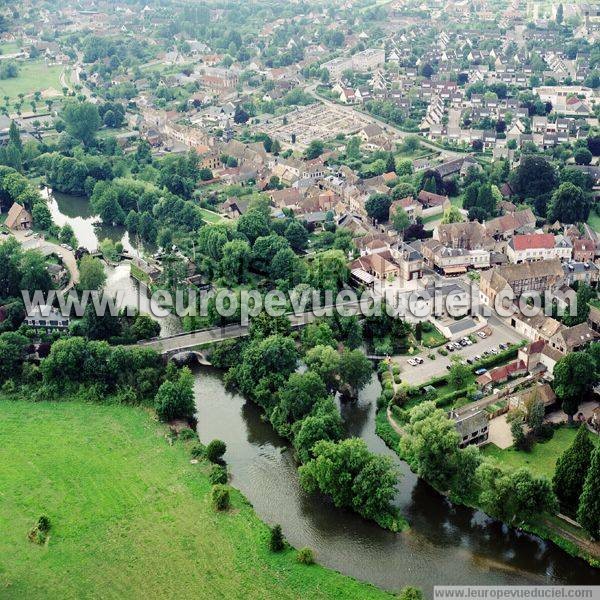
[396,316,525,386]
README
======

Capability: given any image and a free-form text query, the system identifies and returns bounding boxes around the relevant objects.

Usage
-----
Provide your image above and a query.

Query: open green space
[0,42,23,55]
[0,61,64,103]
[199,207,225,224]
[420,324,447,348]
[483,426,600,479]
[0,399,391,600]
[587,210,600,234]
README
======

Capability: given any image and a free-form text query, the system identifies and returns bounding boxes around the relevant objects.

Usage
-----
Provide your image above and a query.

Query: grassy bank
[0,399,393,599]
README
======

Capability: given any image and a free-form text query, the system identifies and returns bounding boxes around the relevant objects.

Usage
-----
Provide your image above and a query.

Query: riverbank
[0,397,393,599]
[379,406,600,569]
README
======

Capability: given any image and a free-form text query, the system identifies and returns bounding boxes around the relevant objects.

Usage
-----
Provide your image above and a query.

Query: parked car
[415,357,424,364]
[477,331,487,339]
[466,358,474,365]
[499,343,508,350]
[474,354,481,361]
[475,368,488,376]
[446,344,454,352]
[407,359,417,366]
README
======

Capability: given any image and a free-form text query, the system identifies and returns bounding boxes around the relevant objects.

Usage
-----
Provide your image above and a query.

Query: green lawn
[199,207,225,224]
[0,42,23,55]
[0,60,64,103]
[587,210,600,234]
[0,399,391,600]
[483,426,600,478]
[421,325,447,348]
[450,195,464,209]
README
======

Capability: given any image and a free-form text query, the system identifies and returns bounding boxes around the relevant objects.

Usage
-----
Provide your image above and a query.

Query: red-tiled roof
[512,233,554,251]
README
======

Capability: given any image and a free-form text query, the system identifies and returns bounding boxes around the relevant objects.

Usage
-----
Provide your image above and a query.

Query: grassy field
[0,61,63,103]
[483,426,599,478]
[199,207,225,224]
[0,399,392,600]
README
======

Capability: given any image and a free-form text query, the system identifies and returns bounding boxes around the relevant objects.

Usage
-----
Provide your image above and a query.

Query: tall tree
[577,446,600,539]
[553,352,596,424]
[553,425,594,515]
[61,101,101,146]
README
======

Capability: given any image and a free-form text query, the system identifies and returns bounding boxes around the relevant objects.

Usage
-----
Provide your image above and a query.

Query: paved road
[304,84,467,160]
[396,314,524,386]
[139,301,366,354]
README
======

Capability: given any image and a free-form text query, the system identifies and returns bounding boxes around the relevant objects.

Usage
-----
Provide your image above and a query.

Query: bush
[269,524,285,552]
[383,388,394,401]
[296,547,315,565]
[209,464,228,485]
[205,439,227,462]
[190,442,206,458]
[437,348,448,356]
[178,428,197,441]
[211,484,230,511]
[28,515,51,545]
[391,364,401,375]
[394,374,402,384]
[376,394,388,410]
[428,353,436,360]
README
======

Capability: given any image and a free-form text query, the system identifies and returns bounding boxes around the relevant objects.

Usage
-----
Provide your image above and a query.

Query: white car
[407,359,417,366]
[477,331,487,339]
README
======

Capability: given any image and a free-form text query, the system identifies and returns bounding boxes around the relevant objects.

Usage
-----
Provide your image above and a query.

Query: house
[518,339,563,376]
[563,261,600,286]
[350,251,400,284]
[549,321,599,354]
[24,305,70,332]
[572,238,596,263]
[390,196,422,223]
[506,233,572,263]
[433,221,493,251]
[479,259,564,306]
[220,197,249,219]
[452,409,489,449]
[508,383,557,412]
[5,203,32,230]
[485,208,536,239]
[476,360,527,392]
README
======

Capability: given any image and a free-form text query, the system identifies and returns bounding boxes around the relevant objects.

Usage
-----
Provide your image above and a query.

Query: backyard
[483,426,600,478]
[0,399,391,600]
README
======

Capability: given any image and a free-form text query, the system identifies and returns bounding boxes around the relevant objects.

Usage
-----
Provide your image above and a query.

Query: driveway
[12,230,79,290]
[488,415,513,449]
[396,315,524,387]
[546,400,599,425]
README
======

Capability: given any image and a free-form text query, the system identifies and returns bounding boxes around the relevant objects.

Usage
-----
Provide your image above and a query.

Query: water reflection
[193,367,600,594]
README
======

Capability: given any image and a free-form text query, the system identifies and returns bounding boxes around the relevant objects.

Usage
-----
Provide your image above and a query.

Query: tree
[577,446,600,539]
[308,249,348,292]
[205,439,227,462]
[553,425,594,515]
[8,120,22,152]
[556,2,563,24]
[549,182,592,224]
[509,156,557,200]
[292,413,343,463]
[448,356,473,389]
[346,136,361,159]
[79,255,106,290]
[271,371,328,436]
[391,206,410,234]
[299,438,398,524]
[338,349,372,399]
[269,524,285,552]
[20,251,52,294]
[252,234,289,273]
[61,100,101,146]
[553,352,596,424]
[31,202,52,230]
[219,239,251,284]
[441,205,464,224]
[400,402,460,490]
[237,208,270,243]
[154,366,195,422]
[365,193,392,223]
[284,219,308,251]
[233,105,249,124]
[385,153,396,174]
[130,314,160,340]
[477,463,557,523]
[305,344,342,390]
[304,140,324,160]
[574,147,593,166]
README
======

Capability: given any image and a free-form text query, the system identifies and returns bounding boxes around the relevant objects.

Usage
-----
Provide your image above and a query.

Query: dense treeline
[218,314,402,530]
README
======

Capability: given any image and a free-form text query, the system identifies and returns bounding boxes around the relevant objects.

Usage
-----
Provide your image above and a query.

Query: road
[396,314,524,386]
[11,230,80,290]
[304,83,467,160]
[139,301,366,354]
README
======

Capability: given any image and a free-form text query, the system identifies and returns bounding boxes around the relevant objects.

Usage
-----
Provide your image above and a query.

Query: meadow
[0,399,391,600]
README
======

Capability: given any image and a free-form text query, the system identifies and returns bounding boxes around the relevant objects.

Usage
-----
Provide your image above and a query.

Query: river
[45,188,182,337]
[194,368,600,595]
